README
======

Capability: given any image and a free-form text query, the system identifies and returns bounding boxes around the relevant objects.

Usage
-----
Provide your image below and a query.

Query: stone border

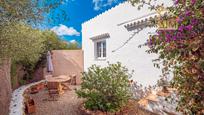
[9,80,45,115]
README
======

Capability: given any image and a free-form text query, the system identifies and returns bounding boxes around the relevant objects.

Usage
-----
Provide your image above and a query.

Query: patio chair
[47,82,63,100]
[61,82,71,91]
[70,74,77,85]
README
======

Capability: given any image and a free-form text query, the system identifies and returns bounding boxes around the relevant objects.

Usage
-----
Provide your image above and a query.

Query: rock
[138,88,182,115]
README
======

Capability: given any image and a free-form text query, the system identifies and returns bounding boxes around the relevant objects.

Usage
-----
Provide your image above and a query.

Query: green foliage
[0,23,45,67]
[19,79,26,86]
[42,30,80,51]
[42,30,69,51]
[0,0,65,26]
[67,42,80,49]
[0,23,47,86]
[0,0,71,88]
[76,62,131,112]
[0,0,67,60]
[0,22,79,87]
[38,30,80,68]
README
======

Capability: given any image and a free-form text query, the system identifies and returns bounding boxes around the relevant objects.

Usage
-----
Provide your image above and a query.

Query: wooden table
[46,75,71,96]
[46,75,71,83]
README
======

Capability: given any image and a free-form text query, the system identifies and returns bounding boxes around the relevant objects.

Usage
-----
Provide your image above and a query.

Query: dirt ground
[29,85,83,115]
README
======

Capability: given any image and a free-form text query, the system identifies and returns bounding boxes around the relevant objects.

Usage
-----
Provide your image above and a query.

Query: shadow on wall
[47,50,84,85]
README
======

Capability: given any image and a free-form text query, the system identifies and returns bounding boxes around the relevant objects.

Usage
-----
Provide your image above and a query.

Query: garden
[0,0,204,115]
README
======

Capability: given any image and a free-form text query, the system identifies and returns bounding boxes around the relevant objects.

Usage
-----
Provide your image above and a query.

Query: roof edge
[82,1,127,26]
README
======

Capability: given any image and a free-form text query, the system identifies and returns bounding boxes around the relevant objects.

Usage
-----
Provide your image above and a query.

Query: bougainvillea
[146,0,204,114]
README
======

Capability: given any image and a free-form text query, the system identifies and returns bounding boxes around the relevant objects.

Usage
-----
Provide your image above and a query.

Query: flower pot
[25,98,36,114]
[30,86,39,94]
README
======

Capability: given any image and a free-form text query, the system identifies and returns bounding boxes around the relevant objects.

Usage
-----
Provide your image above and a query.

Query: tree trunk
[0,59,12,115]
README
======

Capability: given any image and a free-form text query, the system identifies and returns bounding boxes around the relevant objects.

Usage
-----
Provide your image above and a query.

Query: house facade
[82,1,172,86]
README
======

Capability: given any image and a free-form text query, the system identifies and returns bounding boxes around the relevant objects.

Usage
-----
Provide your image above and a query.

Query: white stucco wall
[82,1,173,87]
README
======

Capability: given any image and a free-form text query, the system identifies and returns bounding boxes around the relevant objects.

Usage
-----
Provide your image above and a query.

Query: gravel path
[29,85,83,115]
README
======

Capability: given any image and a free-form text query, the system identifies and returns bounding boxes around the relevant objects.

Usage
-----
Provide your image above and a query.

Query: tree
[0,23,47,78]
[0,0,68,76]
[5,24,75,87]
[0,23,45,65]
[0,0,64,26]
[128,0,204,114]
[37,30,80,70]
[67,41,81,49]
[0,0,66,60]
[42,30,69,51]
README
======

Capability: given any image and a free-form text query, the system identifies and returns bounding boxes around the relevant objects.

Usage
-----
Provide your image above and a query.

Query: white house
[82,1,173,87]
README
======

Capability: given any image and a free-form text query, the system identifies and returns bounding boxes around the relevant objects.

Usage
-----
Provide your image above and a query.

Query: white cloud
[51,24,80,36]
[70,39,77,43]
[62,0,75,4]
[92,0,118,11]
[93,0,102,10]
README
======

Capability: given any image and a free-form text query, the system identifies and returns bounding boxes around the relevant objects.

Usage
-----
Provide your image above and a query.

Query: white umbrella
[47,51,54,73]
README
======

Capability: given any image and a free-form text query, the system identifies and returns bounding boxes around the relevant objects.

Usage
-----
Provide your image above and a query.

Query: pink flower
[185,25,193,30]
[176,17,180,22]
[191,0,196,4]
[174,0,179,4]
[185,11,191,16]
[178,25,185,31]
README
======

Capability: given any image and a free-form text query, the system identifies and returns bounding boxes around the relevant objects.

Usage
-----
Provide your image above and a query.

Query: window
[96,41,106,59]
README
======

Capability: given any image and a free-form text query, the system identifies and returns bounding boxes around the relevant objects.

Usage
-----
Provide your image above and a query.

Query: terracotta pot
[30,87,39,94]
[25,98,36,114]
[37,83,45,90]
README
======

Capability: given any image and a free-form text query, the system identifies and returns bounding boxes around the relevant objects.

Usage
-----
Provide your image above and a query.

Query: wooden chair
[47,82,63,100]
[70,74,77,85]
[61,83,71,91]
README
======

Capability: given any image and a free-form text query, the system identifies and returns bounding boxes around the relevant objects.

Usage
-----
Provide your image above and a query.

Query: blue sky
[44,0,124,45]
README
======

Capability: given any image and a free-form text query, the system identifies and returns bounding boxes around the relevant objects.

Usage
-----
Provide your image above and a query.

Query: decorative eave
[90,33,110,40]
[122,12,159,30]
[124,16,157,28]
[119,11,172,31]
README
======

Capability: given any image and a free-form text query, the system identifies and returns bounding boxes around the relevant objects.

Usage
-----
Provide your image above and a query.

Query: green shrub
[76,62,132,112]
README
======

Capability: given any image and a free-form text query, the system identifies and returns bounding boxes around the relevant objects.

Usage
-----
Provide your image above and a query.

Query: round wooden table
[46,75,71,96]
[46,75,71,83]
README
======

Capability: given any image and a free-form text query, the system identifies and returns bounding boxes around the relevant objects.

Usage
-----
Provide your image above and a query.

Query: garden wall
[0,59,12,115]
[51,50,84,84]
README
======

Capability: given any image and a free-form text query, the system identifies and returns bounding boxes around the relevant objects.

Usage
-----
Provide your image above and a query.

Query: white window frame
[94,39,106,60]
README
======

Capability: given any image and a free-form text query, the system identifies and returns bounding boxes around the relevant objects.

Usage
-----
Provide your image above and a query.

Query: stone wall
[0,59,12,115]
